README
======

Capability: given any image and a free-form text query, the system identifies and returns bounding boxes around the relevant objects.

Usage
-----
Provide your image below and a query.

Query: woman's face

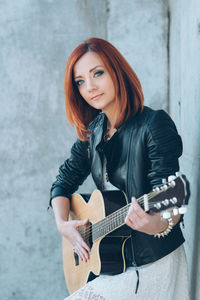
[73,52,116,114]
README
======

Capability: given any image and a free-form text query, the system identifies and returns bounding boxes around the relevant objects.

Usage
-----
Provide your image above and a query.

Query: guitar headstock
[143,173,190,217]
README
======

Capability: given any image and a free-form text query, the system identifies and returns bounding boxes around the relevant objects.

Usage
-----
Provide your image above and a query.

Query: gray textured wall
[0,1,107,299]
[1,0,198,299]
[169,0,200,299]
[108,0,169,110]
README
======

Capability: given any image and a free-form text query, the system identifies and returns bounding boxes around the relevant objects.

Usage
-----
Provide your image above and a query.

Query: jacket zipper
[126,129,137,268]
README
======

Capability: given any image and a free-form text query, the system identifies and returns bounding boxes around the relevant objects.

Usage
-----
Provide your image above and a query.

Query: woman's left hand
[125,197,168,235]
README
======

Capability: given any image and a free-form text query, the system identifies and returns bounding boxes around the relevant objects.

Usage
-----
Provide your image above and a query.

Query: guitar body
[62,189,131,294]
[62,174,190,294]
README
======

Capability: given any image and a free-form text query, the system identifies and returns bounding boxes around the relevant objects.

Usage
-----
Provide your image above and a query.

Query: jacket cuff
[48,187,71,208]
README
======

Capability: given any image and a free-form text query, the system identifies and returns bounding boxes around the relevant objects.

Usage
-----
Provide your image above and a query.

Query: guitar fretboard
[79,176,185,243]
[90,187,176,241]
[92,203,131,241]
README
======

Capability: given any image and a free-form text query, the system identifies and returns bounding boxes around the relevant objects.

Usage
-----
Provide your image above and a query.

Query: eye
[75,79,84,86]
[94,70,104,77]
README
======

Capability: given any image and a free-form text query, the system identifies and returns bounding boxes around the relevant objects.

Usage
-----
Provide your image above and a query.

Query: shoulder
[142,107,179,137]
[124,106,182,149]
[128,106,178,131]
[139,106,174,123]
[141,107,182,155]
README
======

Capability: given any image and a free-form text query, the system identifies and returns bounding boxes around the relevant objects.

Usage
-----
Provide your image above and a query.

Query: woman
[50,38,189,299]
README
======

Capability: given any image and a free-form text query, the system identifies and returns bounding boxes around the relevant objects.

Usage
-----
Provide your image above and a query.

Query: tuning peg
[154,202,162,209]
[178,205,187,214]
[153,186,160,192]
[168,175,176,182]
[175,172,180,177]
[161,184,168,191]
[167,176,176,187]
[162,199,169,206]
[170,197,177,204]
[162,178,167,184]
[173,208,179,215]
[162,210,172,219]
[169,181,176,187]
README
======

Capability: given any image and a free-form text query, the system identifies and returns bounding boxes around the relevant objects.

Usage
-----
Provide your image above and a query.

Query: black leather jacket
[50,106,185,267]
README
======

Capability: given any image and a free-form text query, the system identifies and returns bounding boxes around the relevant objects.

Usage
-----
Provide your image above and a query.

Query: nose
[86,78,97,92]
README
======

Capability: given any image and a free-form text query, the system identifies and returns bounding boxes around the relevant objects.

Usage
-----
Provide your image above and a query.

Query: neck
[103,109,119,130]
[104,115,118,141]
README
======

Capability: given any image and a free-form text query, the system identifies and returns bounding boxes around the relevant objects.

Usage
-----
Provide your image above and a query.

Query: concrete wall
[169,0,200,299]
[0,1,107,299]
[108,0,169,110]
[1,0,197,299]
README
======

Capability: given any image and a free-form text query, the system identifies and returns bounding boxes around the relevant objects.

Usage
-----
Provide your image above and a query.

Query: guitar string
[79,197,172,241]
[78,190,171,241]
[80,187,179,242]
[78,182,178,240]
[78,190,172,241]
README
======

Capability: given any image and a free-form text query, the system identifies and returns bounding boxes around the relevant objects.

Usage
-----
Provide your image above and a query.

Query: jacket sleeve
[146,110,183,187]
[49,139,91,207]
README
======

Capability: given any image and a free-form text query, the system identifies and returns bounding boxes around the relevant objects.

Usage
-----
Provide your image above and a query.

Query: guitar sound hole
[79,222,93,249]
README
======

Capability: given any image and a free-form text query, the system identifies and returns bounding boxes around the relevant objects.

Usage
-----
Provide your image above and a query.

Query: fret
[91,187,164,241]
[94,193,160,241]
[91,178,188,242]
[92,204,130,241]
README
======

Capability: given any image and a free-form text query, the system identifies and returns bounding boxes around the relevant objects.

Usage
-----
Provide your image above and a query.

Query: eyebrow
[74,65,104,79]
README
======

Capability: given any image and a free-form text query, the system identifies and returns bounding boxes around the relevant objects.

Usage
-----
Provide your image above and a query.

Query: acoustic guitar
[62,174,190,294]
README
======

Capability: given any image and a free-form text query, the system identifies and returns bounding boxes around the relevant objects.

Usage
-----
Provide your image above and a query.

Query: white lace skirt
[64,245,190,300]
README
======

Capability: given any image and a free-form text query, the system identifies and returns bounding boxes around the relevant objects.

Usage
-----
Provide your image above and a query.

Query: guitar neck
[91,187,181,241]
[92,202,131,241]
[92,191,156,241]
[91,192,155,241]
[86,175,189,242]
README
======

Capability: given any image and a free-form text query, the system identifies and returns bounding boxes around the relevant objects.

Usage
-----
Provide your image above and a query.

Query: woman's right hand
[51,196,90,262]
[58,219,91,262]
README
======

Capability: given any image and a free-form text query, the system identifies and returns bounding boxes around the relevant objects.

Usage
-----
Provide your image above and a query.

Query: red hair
[64,37,144,140]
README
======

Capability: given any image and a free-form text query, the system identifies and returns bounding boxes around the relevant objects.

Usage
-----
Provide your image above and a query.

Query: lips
[91,93,103,100]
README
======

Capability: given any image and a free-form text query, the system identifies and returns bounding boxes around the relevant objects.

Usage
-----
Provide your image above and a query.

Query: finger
[81,240,91,253]
[132,197,152,227]
[82,218,89,225]
[75,225,91,252]
[76,248,86,262]
[125,216,141,231]
[75,219,85,226]
[77,218,88,225]
[73,243,85,261]
[125,214,147,231]
[75,235,90,257]
[74,232,90,253]
[126,201,137,222]
[125,197,145,227]
[126,200,135,217]
[76,245,89,262]
[125,215,134,227]
[125,201,135,225]
[81,246,90,261]
[131,197,146,218]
